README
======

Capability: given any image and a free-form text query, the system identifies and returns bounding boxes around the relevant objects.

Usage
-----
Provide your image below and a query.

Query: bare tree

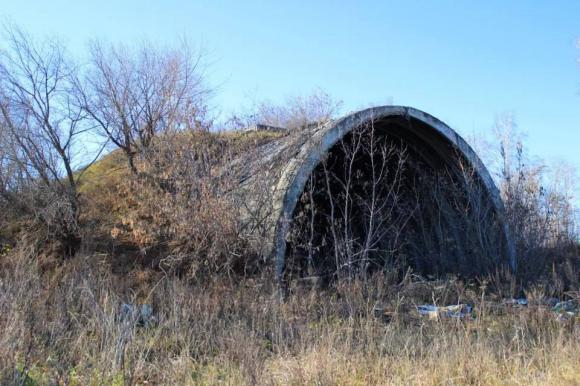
[490,113,578,284]
[78,40,210,174]
[288,120,414,283]
[0,25,87,251]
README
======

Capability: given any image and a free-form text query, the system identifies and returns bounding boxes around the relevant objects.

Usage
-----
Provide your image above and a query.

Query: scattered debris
[542,297,560,308]
[417,305,439,320]
[552,299,578,319]
[502,298,528,307]
[441,304,473,319]
[416,304,473,320]
[120,303,156,327]
[500,297,578,321]
[374,292,577,324]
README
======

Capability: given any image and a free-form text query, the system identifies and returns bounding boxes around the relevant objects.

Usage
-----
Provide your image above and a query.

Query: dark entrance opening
[285,117,505,283]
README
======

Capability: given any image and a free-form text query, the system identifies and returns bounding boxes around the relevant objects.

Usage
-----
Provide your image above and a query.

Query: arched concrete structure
[263,106,516,283]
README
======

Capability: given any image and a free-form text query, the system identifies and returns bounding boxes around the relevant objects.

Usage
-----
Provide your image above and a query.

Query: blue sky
[1,1,579,174]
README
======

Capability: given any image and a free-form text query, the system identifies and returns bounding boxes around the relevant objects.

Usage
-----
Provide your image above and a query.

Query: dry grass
[0,248,577,385]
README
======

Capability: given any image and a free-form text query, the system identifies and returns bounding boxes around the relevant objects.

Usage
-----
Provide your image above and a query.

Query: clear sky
[1,1,579,173]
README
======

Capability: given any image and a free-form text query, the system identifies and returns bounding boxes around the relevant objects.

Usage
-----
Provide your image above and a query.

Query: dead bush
[493,114,578,288]
[85,130,280,278]
[227,89,342,131]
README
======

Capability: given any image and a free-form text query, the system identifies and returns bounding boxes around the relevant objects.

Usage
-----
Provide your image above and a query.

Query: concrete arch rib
[272,106,516,284]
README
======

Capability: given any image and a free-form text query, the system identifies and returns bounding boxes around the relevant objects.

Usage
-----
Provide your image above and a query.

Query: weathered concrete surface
[233,106,516,282]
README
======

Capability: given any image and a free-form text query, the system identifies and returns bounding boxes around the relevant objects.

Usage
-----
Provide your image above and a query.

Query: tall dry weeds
[0,246,577,385]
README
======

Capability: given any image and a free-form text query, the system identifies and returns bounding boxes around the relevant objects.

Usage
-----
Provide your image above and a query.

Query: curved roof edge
[271,106,516,281]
